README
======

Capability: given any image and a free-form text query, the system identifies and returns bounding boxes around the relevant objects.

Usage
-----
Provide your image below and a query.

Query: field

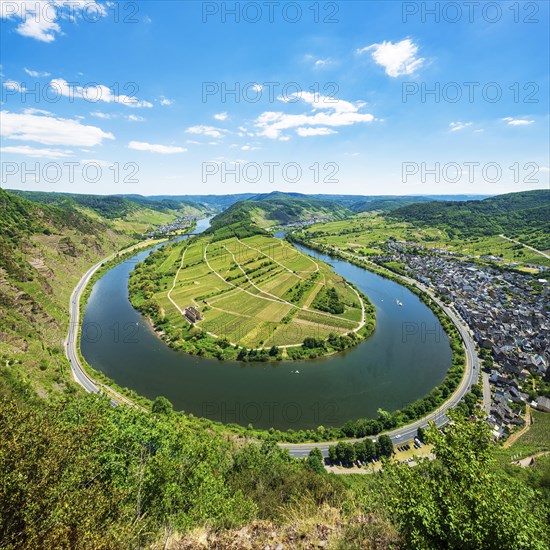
[494,409,550,466]
[77,205,187,236]
[301,214,550,268]
[131,233,370,355]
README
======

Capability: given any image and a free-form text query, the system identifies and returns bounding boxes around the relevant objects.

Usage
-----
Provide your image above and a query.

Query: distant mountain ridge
[117,191,489,211]
[8,190,209,220]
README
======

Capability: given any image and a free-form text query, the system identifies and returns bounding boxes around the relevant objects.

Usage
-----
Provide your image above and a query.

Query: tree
[307,448,325,474]
[376,435,393,458]
[364,438,377,461]
[335,441,347,463]
[383,412,549,549]
[151,396,173,415]
[342,443,356,465]
[328,445,338,463]
[353,440,366,462]
[303,337,318,349]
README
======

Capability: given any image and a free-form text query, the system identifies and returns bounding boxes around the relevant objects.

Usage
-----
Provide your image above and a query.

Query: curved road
[280,249,479,458]
[65,252,123,399]
[65,240,478,458]
[65,245,156,407]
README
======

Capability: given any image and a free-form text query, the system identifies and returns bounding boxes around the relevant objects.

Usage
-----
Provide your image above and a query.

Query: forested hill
[8,190,209,220]
[0,188,103,240]
[391,190,550,240]
[0,189,133,393]
[349,196,433,213]
[208,193,350,235]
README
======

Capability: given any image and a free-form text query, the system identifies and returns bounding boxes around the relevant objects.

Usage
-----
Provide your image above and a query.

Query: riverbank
[76,221,473,443]
[128,232,376,362]
[69,238,170,411]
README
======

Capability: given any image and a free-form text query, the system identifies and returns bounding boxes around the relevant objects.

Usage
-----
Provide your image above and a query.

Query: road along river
[80,221,455,432]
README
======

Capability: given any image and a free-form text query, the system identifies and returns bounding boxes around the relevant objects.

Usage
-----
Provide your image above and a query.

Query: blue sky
[1,0,549,196]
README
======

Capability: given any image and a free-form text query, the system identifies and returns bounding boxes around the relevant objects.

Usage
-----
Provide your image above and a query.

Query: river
[81,219,452,430]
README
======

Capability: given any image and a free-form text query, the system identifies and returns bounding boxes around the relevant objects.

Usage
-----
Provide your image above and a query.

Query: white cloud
[22,107,52,115]
[50,78,153,108]
[241,144,259,151]
[285,91,362,114]
[24,67,50,77]
[304,55,333,69]
[90,111,114,119]
[252,84,262,92]
[256,92,374,140]
[314,59,331,68]
[3,80,27,93]
[128,141,186,154]
[358,38,424,77]
[0,145,73,158]
[502,117,534,126]
[186,125,226,139]
[12,14,60,43]
[214,112,228,121]
[159,96,174,106]
[1,110,114,146]
[127,114,145,122]
[296,127,337,137]
[1,1,107,42]
[449,121,472,132]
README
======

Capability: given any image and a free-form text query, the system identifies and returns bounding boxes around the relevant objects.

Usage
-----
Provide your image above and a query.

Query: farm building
[184,306,202,323]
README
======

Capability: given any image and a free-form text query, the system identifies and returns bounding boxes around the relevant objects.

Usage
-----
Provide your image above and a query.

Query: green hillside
[0,190,128,394]
[123,192,256,211]
[350,196,433,213]
[8,190,210,226]
[208,193,351,232]
[1,381,547,549]
[0,189,191,397]
[391,190,550,248]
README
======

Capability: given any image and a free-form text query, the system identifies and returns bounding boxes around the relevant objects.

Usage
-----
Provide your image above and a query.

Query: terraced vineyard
[130,233,373,359]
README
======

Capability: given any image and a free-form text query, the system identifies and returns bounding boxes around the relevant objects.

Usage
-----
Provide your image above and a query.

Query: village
[145,215,202,239]
[376,240,550,439]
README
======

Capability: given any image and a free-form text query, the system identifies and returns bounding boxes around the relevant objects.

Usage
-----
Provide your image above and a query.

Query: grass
[495,409,550,466]
[301,214,550,268]
[130,233,371,356]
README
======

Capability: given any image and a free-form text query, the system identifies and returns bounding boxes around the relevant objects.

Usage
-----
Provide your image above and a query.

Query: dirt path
[503,407,532,448]
[205,242,364,330]
[167,245,189,315]
[512,451,550,467]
